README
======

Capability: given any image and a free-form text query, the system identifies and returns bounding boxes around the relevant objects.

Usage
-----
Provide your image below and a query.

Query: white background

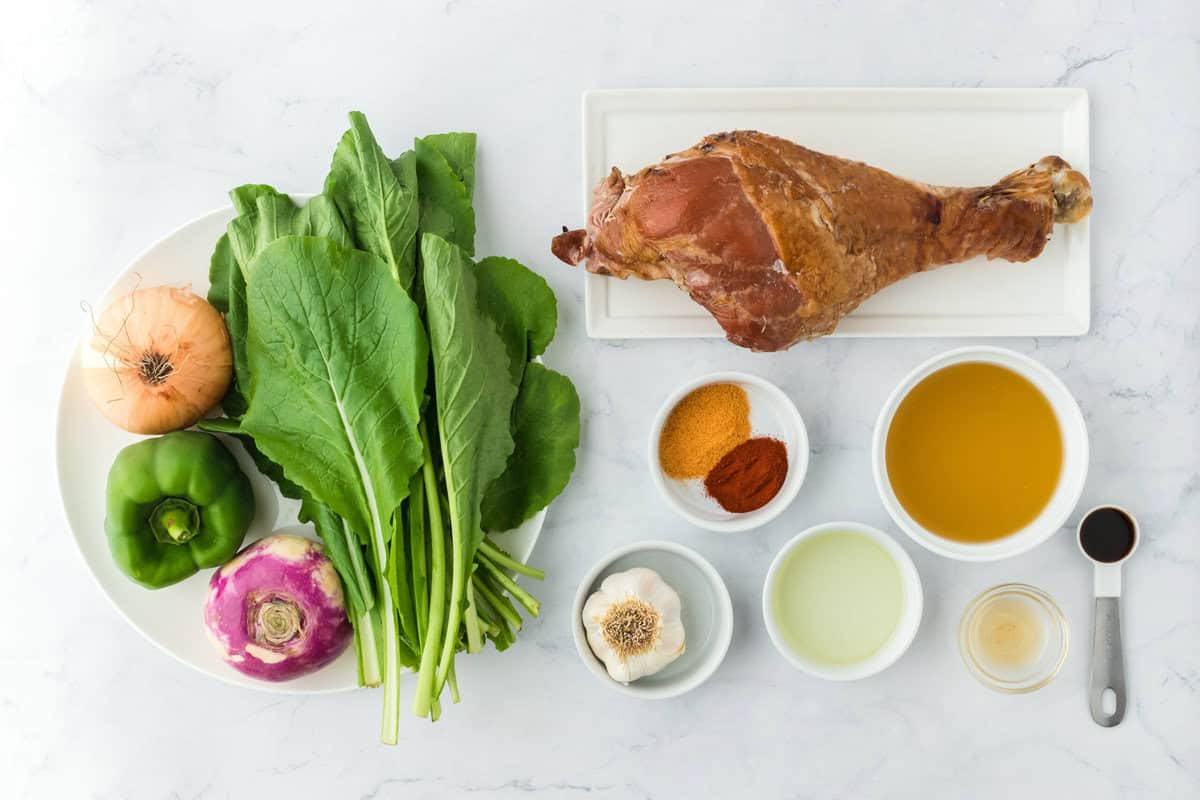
[3,1,1198,797]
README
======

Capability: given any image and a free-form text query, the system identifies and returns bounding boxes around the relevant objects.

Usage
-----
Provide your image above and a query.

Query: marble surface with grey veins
[3,1,1197,797]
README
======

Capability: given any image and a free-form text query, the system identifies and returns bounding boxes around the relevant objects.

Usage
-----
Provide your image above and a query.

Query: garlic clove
[644,580,683,617]
[657,618,686,656]
[581,566,686,684]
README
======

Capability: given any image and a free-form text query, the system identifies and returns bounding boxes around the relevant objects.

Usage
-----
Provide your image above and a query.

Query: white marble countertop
[5,1,1198,797]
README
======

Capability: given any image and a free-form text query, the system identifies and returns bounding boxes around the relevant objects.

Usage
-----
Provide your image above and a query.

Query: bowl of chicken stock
[871,346,1088,561]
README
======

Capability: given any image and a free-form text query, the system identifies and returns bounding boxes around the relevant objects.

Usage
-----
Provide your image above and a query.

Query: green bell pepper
[105,430,255,589]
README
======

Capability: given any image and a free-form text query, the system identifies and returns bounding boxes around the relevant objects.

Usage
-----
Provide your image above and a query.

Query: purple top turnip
[204,534,352,682]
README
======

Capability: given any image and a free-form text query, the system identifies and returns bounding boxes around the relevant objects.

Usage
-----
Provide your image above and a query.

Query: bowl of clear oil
[762,522,923,680]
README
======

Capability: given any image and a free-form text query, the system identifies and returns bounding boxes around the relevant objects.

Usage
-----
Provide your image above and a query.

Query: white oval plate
[582,88,1090,340]
[55,203,546,694]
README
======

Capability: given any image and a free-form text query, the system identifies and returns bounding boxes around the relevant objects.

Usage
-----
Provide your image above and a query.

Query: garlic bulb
[582,567,685,683]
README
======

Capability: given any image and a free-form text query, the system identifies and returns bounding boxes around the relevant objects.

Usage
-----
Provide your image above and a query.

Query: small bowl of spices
[649,372,808,532]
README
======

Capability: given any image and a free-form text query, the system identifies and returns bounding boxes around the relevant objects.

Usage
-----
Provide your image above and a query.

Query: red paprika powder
[703,437,789,513]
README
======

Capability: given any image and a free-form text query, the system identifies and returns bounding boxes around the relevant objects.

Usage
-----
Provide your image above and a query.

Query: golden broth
[885,362,1063,542]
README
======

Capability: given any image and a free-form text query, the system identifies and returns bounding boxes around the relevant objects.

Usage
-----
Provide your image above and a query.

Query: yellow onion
[83,286,233,434]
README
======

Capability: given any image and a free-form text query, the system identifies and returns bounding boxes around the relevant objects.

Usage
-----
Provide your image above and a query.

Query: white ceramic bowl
[762,521,923,681]
[571,540,733,699]
[648,372,809,532]
[872,346,1089,562]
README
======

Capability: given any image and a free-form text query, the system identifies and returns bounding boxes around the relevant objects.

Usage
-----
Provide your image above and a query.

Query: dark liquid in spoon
[1079,507,1137,563]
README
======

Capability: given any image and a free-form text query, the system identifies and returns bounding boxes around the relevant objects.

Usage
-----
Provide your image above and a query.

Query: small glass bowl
[958,583,1069,693]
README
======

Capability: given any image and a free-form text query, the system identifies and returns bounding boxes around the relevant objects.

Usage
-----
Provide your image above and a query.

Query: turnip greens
[201,112,580,743]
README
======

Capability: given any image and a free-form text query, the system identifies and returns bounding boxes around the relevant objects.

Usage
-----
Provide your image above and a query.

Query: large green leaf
[471,255,576,531]
[209,185,286,323]
[420,132,475,198]
[240,234,426,734]
[422,234,516,554]
[295,194,353,241]
[324,111,419,291]
[229,193,352,281]
[415,134,476,255]
[240,235,428,542]
[474,256,557,386]
[421,234,516,680]
[482,363,580,532]
[229,194,350,275]
[212,186,352,417]
[229,183,284,215]
[228,195,298,275]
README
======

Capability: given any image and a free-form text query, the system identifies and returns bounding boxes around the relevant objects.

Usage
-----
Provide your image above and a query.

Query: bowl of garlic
[571,540,733,698]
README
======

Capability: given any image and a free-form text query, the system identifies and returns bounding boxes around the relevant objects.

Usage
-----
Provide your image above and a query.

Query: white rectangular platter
[581,88,1090,339]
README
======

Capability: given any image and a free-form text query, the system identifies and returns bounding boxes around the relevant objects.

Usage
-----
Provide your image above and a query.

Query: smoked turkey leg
[552,131,1092,351]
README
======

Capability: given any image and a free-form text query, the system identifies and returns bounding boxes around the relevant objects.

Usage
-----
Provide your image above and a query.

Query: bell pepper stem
[149,498,201,545]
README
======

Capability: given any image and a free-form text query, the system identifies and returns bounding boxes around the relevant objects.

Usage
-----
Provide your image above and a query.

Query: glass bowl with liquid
[958,583,1069,693]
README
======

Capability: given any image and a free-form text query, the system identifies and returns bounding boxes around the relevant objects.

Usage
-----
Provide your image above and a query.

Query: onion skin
[83,286,233,434]
[203,535,352,682]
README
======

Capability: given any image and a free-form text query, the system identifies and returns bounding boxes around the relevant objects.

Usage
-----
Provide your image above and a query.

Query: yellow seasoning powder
[658,383,751,479]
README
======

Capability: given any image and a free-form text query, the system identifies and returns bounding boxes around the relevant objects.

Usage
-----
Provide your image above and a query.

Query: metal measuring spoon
[1077,505,1140,727]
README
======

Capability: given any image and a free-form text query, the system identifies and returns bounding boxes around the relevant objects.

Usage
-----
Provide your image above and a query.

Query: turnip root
[204,534,352,681]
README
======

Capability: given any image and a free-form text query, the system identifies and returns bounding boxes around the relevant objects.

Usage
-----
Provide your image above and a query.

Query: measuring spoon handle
[1089,596,1126,727]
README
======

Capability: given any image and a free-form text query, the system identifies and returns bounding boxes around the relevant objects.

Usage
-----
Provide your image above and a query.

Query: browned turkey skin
[552,131,1092,351]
